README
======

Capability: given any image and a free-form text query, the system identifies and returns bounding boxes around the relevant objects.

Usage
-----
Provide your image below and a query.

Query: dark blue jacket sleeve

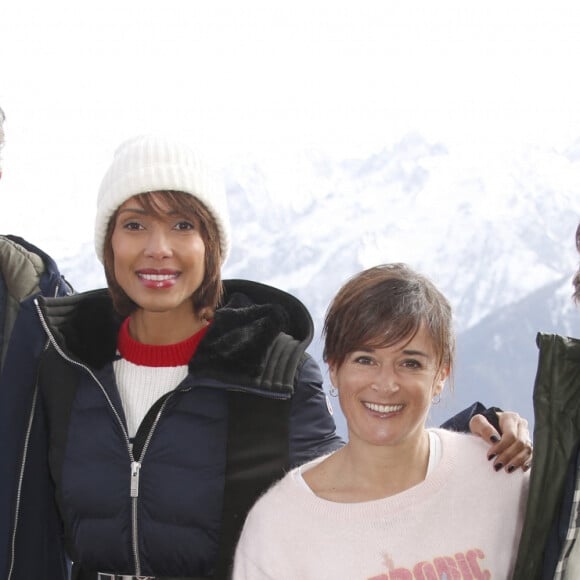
[288,354,344,467]
[439,402,502,433]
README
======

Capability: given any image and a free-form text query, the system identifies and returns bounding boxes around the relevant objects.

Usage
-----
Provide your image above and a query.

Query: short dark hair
[103,190,223,318]
[323,263,455,378]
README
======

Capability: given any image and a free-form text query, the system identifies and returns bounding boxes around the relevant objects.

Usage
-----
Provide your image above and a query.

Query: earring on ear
[329,385,338,397]
[432,393,441,405]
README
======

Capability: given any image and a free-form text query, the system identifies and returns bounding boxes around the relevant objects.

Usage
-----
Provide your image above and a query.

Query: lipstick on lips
[137,269,180,289]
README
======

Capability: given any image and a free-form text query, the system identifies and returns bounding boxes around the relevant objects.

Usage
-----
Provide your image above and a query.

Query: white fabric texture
[233,428,529,580]
[113,357,188,437]
[94,134,231,264]
[294,430,443,493]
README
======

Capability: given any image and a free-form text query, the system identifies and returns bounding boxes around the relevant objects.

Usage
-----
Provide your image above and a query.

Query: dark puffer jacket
[10,279,342,579]
[0,235,73,580]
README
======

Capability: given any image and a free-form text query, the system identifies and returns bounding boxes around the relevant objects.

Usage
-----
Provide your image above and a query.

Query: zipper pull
[130,461,141,498]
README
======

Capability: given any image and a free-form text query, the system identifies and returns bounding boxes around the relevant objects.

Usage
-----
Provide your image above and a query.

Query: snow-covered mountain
[57,133,580,437]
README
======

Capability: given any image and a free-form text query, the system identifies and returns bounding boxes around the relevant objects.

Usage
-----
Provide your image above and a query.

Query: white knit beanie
[94,134,231,264]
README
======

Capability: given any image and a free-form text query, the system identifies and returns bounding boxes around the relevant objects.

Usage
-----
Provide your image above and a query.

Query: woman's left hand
[469,411,533,473]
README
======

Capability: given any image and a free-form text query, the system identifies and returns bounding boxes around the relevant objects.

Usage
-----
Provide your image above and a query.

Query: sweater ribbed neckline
[117,316,209,367]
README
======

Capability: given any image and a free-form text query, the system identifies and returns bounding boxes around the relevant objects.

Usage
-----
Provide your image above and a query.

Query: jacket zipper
[129,397,170,575]
[7,384,39,580]
[8,285,65,580]
[34,299,152,576]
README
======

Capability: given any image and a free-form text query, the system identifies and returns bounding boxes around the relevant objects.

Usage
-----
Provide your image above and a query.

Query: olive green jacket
[512,333,580,579]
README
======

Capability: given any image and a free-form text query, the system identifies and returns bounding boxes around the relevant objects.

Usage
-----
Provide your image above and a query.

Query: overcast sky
[2,0,580,257]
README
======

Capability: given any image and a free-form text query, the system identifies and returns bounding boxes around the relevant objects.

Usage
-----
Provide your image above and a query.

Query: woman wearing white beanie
[21,134,342,580]
[8,134,531,579]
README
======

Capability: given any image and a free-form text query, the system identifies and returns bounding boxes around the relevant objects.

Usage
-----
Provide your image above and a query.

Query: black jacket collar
[37,279,314,379]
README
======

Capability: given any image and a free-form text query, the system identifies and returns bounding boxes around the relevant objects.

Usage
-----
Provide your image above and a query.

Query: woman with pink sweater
[233,263,530,580]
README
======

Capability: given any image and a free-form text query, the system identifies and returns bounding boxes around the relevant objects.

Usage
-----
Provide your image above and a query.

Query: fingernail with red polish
[494,463,504,472]
[490,435,500,443]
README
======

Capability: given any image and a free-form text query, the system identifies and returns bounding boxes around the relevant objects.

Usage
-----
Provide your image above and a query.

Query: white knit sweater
[233,428,529,580]
[113,317,207,437]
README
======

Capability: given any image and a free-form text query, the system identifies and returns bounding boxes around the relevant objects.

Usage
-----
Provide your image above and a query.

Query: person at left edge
[10,134,531,579]
[0,107,74,580]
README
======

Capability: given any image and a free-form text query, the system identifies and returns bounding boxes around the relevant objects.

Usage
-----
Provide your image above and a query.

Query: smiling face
[323,264,455,449]
[111,193,206,319]
[104,190,223,319]
[330,325,448,448]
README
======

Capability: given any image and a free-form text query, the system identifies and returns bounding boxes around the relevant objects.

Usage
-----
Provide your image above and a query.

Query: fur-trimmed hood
[36,279,315,394]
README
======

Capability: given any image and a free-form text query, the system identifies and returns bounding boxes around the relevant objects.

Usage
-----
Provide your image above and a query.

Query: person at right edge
[512,222,580,579]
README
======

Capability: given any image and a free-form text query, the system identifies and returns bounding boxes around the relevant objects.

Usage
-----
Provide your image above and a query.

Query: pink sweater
[233,429,529,580]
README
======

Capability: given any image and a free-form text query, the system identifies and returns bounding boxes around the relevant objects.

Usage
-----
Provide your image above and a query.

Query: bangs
[132,191,200,221]
[363,318,423,353]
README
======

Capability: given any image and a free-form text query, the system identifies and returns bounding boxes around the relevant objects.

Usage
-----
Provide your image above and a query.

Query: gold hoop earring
[329,385,338,397]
